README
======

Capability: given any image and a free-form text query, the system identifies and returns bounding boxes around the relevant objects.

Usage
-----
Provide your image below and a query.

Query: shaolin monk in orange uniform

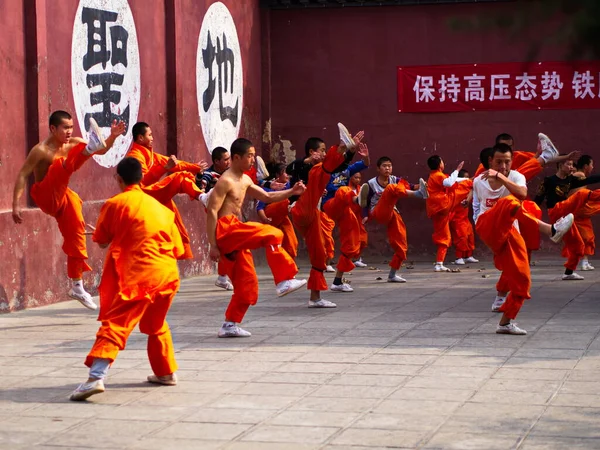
[572,155,599,271]
[289,126,363,308]
[256,163,299,259]
[127,121,208,259]
[207,138,307,338]
[426,155,472,272]
[473,144,574,335]
[449,169,478,265]
[348,171,369,267]
[12,110,125,310]
[69,157,184,401]
[360,156,429,283]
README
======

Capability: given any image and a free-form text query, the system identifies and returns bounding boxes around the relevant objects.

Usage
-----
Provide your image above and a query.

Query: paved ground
[1,257,600,449]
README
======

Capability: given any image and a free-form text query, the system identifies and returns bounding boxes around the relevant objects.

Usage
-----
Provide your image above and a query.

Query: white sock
[218,275,228,283]
[495,295,506,301]
[436,262,443,266]
[72,280,85,293]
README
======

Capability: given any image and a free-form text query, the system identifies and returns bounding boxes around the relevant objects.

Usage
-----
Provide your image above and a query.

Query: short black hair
[211,146,229,162]
[132,122,149,141]
[492,143,513,157]
[458,169,469,178]
[576,155,593,170]
[117,157,143,185]
[557,153,574,169]
[49,110,72,128]
[305,137,324,157]
[480,147,493,169]
[377,156,392,167]
[274,163,287,176]
[231,138,254,158]
[495,133,514,144]
[427,155,442,170]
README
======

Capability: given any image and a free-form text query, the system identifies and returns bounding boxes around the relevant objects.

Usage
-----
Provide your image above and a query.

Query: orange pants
[216,215,298,322]
[350,194,368,252]
[291,147,345,290]
[143,172,201,259]
[323,186,361,273]
[86,281,179,377]
[321,211,336,261]
[30,142,92,279]
[518,200,542,261]
[575,200,600,256]
[450,214,475,259]
[476,196,534,320]
[369,183,408,270]
[550,189,600,270]
[430,183,472,262]
[264,200,298,259]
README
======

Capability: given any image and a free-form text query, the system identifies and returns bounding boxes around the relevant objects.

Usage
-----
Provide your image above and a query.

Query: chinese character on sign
[514,73,537,101]
[540,71,563,100]
[202,31,239,126]
[413,76,436,103]
[438,74,460,103]
[489,74,511,101]
[464,74,485,102]
[81,7,129,131]
[572,70,595,99]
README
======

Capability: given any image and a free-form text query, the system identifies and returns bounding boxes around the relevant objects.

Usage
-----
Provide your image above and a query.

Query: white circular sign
[196,2,243,152]
[71,0,141,168]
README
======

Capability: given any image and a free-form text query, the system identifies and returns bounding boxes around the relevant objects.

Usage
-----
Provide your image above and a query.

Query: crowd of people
[11,111,599,400]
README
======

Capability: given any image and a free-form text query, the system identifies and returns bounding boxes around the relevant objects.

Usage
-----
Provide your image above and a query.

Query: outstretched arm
[12,146,45,224]
[247,181,306,204]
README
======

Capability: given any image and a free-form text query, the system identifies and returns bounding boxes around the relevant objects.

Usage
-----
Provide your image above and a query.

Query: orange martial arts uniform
[30,142,92,279]
[575,200,600,257]
[450,200,475,259]
[263,200,298,259]
[426,171,472,262]
[290,147,346,291]
[323,186,361,273]
[549,189,600,270]
[128,143,202,259]
[86,185,183,376]
[476,196,535,319]
[321,211,336,262]
[216,215,299,322]
[351,186,368,253]
[368,182,409,271]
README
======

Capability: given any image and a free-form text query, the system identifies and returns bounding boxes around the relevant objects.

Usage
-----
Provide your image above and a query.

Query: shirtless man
[207,138,307,337]
[12,111,125,310]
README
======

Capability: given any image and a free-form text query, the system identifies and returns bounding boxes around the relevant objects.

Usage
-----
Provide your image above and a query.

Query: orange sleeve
[128,146,167,186]
[474,164,485,178]
[93,201,115,246]
[171,161,202,175]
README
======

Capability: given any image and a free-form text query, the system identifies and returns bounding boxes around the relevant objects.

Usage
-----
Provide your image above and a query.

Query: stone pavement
[1,258,600,449]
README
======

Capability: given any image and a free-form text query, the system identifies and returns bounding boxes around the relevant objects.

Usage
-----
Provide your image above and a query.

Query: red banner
[397,61,600,113]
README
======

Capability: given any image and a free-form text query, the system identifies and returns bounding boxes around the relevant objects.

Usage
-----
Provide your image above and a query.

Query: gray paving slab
[1,258,599,449]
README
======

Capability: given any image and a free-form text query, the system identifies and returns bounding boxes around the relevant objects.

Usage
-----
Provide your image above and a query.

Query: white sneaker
[147,373,178,386]
[338,122,356,149]
[288,201,296,213]
[419,178,429,199]
[276,278,307,297]
[496,322,527,335]
[491,296,506,312]
[579,261,595,271]
[255,155,269,181]
[325,265,336,273]
[562,272,584,281]
[218,322,252,338]
[68,288,98,311]
[455,258,466,265]
[434,264,451,272]
[330,283,353,292]
[387,275,407,283]
[199,192,210,207]
[465,256,479,263]
[308,299,337,308]
[354,258,368,268]
[551,213,574,243]
[215,276,233,291]
[69,379,105,401]
[358,183,370,208]
[537,133,559,163]
[85,118,107,154]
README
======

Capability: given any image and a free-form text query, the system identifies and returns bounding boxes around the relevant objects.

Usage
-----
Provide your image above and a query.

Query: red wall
[265,3,600,256]
[0,0,261,311]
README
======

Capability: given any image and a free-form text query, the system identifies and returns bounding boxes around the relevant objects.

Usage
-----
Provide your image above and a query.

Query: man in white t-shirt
[473,143,574,335]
